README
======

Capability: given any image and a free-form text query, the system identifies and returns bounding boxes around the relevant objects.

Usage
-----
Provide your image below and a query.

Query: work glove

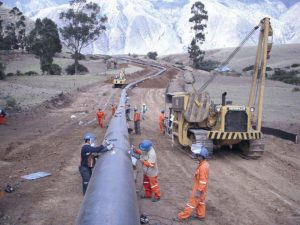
[142,161,155,168]
[104,139,111,146]
[106,143,114,151]
[103,139,114,151]
[130,149,140,159]
[132,146,142,155]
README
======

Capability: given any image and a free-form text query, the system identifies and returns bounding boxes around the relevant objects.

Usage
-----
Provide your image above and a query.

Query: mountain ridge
[2,0,300,55]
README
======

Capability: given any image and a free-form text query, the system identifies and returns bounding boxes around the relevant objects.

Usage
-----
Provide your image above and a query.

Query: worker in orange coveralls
[111,104,116,116]
[133,107,141,134]
[177,144,209,221]
[96,108,105,128]
[0,108,7,125]
[159,110,165,134]
[131,140,161,202]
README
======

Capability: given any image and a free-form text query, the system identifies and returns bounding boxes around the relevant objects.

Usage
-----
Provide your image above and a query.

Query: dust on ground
[0,59,299,225]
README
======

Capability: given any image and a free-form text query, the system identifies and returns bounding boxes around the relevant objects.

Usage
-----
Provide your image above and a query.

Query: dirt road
[0,65,299,225]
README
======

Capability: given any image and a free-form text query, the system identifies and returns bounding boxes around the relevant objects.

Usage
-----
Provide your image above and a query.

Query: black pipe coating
[75,58,166,225]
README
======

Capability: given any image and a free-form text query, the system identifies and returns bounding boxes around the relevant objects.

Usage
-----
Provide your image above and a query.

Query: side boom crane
[171,17,273,159]
[248,17,273,131]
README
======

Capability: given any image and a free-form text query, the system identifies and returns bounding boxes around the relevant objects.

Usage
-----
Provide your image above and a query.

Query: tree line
[1,0,208,79]
[0,0,107,77]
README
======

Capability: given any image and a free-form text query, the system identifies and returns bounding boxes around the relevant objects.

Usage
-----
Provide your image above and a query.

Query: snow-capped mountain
[14,0,58,17]
[280,2,300,43]
[2,0,300,55]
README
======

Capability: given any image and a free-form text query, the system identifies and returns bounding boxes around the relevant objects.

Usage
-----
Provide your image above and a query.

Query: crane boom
[248,17,273,131]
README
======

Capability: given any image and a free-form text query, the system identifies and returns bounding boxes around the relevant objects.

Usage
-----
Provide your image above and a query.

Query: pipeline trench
[0,58,299,225]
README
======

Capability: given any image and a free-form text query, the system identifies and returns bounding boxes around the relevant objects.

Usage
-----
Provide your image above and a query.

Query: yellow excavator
[113,69,126,88]
[171,17,273,159]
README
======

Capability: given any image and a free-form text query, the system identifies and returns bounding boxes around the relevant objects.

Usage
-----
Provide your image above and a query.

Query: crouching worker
[131,139,161,202]
[177,144,209,221]
[79,133,114,195]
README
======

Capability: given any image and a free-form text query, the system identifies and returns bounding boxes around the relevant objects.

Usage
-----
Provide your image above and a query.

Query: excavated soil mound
[138,68,178,88]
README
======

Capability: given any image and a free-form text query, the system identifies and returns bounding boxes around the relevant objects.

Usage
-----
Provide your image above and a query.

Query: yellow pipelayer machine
[171,18,273,159]
[113,69,126,88]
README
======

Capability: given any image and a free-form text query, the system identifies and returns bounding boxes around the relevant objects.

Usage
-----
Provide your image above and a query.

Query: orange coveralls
[96,111,105,128]
[178,160,209,220]
[0,115,6,125]
[159,113,165,134]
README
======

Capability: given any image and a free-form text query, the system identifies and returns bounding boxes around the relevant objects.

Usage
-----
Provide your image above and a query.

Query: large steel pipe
[75,58,166,225]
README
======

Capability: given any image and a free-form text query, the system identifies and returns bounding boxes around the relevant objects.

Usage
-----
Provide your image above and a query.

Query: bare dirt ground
[0,60,300,225]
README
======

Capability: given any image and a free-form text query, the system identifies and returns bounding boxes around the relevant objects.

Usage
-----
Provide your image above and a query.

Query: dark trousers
[134,121,141,134]
[79,166,92,195]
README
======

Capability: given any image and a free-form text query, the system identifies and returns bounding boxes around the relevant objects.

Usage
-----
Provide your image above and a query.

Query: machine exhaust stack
[222,92,227,106]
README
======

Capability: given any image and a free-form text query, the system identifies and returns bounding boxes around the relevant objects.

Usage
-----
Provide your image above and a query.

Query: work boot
[140,194,151,199]
[151,197,160,202]
[173,216,203,223]
[190,215,205,220]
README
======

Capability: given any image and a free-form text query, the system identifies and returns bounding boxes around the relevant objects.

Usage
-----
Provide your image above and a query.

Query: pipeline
[75,58,166,225]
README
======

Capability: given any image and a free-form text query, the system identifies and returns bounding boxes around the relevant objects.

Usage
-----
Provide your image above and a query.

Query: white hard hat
[191,143,209,159]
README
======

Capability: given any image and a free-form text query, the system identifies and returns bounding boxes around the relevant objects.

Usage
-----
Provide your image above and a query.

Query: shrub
[42,64,62,75]
[89,55,101,60]
[72,53,86,60]
[242,65,254,72]
[292,87,300,92]
[6,72,14,77]
[24,71,38,76]
[291,63,300,68]
[147,51,158,60]
[65,63,88,75]
[16,70,24,76]
[198,60,220,72]
[266,66,272,71]
[269,68,300,85]
[132,54,138,58]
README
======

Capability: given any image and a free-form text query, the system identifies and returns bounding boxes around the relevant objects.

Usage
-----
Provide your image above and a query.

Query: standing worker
[168,113,174,134]
[111,104,116,116]
[159,110,165,134]
[140,103,147,120]
[131,140,161,202]
[96,108,105,128]
[177,144,209,221]
[125,104,131,121]
[79,133,114,195]
[133,107,141,135]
